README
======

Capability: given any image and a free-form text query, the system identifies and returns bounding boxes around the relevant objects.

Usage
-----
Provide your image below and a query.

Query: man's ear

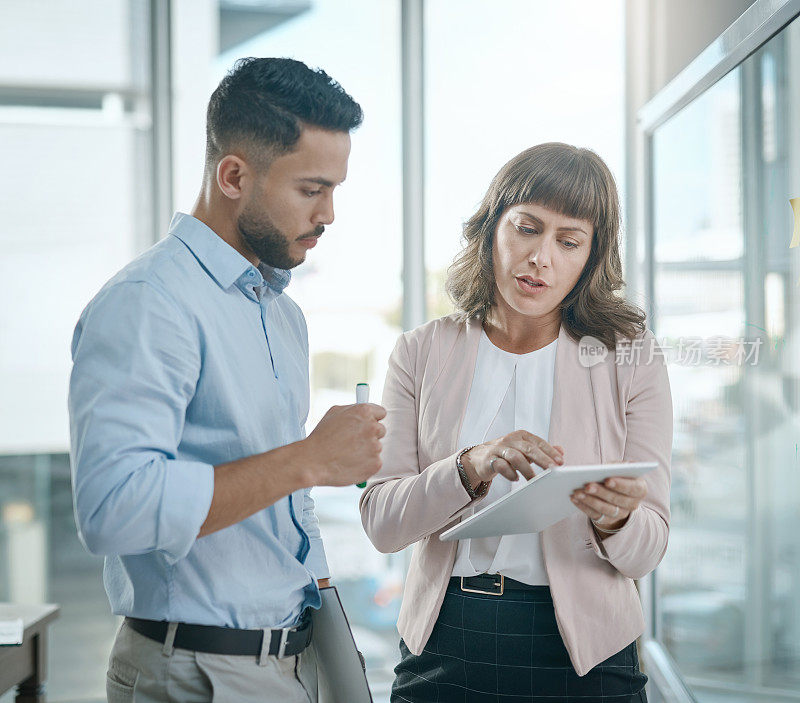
[216,155,249,200]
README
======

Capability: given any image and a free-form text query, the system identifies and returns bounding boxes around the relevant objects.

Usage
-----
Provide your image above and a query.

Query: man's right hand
[303,403,386,487]
[199,403,386,538]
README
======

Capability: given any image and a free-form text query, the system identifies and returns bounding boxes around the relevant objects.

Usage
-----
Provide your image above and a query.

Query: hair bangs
[498,148,605,232]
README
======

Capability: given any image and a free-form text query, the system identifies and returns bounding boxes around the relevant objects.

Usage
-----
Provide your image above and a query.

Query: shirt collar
[168,212,292,295]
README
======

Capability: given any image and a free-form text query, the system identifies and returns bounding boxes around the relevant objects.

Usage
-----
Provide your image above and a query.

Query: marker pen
[356,383,369,488]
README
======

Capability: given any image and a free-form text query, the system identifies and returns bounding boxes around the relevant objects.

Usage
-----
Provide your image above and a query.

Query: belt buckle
[460,574,504,596]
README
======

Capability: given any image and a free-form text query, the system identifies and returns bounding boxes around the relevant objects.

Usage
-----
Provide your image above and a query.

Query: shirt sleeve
[69,280,215,564]
[300,488,330,580]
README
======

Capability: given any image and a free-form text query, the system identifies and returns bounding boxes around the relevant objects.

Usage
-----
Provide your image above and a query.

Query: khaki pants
[106,619,318,703]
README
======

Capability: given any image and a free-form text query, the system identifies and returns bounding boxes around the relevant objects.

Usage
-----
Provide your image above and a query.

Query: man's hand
[303,403,386,487]
[317,578,331,589]
[198,404,385,538]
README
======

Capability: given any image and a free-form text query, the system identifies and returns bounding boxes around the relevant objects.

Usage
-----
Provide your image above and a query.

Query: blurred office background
[0,0,797,701]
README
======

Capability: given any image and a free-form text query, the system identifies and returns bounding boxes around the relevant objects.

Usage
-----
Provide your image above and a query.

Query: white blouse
[452,330,558,585]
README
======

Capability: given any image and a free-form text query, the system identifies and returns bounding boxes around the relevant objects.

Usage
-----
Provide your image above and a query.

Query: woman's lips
[515,276,548,295]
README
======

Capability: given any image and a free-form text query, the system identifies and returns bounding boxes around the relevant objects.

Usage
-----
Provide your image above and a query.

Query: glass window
[0,454,116,701]
[424,0,626,317]
[651,16,800,701]
[0,1,153,455]
[214,1,403,697]
[0,1,154,700]
[0,1,137,87]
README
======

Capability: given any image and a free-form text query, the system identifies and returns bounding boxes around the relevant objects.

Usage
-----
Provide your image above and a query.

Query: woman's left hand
[570,476,648,534]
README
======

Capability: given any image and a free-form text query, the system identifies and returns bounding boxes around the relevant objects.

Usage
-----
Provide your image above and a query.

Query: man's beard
[237,207,324,270]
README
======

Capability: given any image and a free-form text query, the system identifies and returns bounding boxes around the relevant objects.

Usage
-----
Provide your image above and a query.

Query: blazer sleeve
[359,333,482,554]
[587,335,673,579]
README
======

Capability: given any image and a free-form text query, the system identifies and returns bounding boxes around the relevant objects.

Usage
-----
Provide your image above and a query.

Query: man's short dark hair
[205,57,363,170]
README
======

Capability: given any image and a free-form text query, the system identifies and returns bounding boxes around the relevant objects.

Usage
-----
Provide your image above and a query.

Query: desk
[0,604,59,703]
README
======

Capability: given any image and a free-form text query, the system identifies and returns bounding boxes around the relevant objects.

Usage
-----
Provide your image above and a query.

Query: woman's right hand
[460,431,564,486]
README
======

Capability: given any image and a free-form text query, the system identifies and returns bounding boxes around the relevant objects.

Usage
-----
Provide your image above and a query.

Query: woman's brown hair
[446,142,645,349]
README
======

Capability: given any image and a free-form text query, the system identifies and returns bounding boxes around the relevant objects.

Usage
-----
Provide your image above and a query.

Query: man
[69,57,385,702]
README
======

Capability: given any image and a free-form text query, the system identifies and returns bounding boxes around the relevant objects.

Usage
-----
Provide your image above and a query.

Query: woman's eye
[561,240,579,249]
[516,224,537,234]
[304,190,321,198]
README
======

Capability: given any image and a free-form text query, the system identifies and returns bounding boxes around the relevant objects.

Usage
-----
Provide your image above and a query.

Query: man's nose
[313,194,335,226]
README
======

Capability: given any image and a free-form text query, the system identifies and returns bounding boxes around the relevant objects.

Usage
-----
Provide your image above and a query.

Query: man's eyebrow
[515,211,590,237]
[296,177,338,188]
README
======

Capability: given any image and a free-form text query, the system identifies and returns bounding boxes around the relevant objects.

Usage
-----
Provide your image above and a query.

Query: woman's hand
[461,430,564,487]
[570,476,648,534]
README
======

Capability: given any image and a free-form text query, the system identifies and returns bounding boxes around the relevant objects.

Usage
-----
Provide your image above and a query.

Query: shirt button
[248,271,254,277]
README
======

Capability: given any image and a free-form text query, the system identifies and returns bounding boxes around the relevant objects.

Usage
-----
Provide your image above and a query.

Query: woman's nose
[529,242,552,268]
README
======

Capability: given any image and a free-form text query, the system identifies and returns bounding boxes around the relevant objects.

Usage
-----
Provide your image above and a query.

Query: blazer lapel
[542,328,605,622]
[548,326,603,464]
[417,315,483,466]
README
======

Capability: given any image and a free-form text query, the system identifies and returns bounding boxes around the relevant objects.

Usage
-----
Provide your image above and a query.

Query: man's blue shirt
[69,212,329,629]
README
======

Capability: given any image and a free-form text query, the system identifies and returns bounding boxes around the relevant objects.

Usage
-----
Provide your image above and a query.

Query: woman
[360,143,672,702]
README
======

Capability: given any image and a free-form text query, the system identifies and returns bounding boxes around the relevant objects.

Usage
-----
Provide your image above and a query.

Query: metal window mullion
[740,52,771,690]
[150,0,174,244]
[638,0,800,133]
[639,128,658,645]
[401,0,426,331]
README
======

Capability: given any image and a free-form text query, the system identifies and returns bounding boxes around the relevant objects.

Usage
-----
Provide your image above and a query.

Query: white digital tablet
[439,462,657,542]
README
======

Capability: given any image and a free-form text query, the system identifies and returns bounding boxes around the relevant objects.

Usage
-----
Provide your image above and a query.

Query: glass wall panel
[651,16,800,702]
[0,0,135,88]
[214,2,403,698]
[0,1,154,700]
[424,0,625,317]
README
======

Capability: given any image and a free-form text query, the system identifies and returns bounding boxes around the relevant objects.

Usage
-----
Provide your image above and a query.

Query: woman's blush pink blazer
[359,314,672,676]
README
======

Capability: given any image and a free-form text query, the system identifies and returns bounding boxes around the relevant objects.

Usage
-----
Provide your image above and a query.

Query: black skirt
[392,579,647,703]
